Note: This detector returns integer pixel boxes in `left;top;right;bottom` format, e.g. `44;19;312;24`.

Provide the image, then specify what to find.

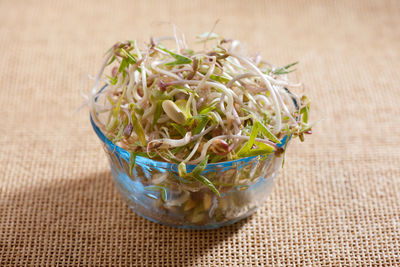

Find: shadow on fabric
1;171;250;265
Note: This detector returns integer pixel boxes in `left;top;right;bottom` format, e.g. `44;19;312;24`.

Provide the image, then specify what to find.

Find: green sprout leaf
158;46;192;66
144;185;168;202
272;61;298;75
171;123;186;137
178;162;188;177
105;75;118;85
130;108;146;146
192;114;210;135
120;48;137;64
113;121;127;142
192;155;209;176
151;89;170;101
118;58;129;74
107;56;116;66
199;105;216;115
152;100;163;130
255;121;281;144
129;152;136;176
237;123;260;157
209;74;230;84
193;173;220;196
300;95;311;124
177;156;220;196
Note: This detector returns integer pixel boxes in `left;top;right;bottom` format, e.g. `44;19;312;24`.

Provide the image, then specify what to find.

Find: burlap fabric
1;0;399;266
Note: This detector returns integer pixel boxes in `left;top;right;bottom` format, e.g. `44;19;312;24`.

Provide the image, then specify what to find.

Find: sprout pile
88;32;312;225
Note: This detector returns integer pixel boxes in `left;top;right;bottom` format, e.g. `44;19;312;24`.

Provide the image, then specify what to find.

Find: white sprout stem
228;52;282;134
131;83;142;102
254;94;271;107
132;41;149;101
90;52;113;128
151;60;182;80
244;90;259;108
167;88;189;97
170;66;193;73
226;73;256;88
148;132;192;149
210;111;225;130
196;56;216;92
231;106;241;125
142;103;156;120
238;114;253;121
183;137;202;162
166;150;185;162
273;85;297;124
188;136;222;164
225;56;247;71
219;94;225;112
172;24;181;52
192;124;217;140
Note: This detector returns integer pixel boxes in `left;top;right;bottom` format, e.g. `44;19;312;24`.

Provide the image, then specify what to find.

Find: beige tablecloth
1;0;399;266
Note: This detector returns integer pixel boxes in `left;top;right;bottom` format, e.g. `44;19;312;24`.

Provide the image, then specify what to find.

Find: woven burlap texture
1;0;399;266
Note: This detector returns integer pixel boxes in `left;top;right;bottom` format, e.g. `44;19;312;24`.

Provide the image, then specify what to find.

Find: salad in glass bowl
88;32;312;229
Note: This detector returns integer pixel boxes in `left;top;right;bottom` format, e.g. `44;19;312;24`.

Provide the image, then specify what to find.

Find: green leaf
300;106;308;124
192;114;209;135
120;48;137;64
152;100;163;130
254;141;275;152
255;121;281;144
171;146;184;154
171;99;191;120
133;105;144;116
209;74;230;84
107;56;116;66
237;123;260;157
113;122;126;142
210;154;225;163
199;105;216;115
112;86;127;117
300;96;310;124
130;110;146;146
177;156;220;196
240;148;273;157
106;116;119;131
144;185;168;202
158;46;192;66
171;123;186;136
134;151;157;158
107;86;126;131
105;75;118;85
118;58;129;74
192;155;209;176
178;162;187;177
151;89;170;101
193;174;220;196
300;118;320;133
129;152;136;175
272;61;298;75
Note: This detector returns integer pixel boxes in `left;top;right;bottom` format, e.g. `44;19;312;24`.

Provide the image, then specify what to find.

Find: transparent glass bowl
91;117;288;229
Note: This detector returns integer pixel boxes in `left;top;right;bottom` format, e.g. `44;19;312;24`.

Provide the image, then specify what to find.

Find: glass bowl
90;116;288;230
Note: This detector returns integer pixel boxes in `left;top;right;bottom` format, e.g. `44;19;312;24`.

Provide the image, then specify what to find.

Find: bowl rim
90;115;290;169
